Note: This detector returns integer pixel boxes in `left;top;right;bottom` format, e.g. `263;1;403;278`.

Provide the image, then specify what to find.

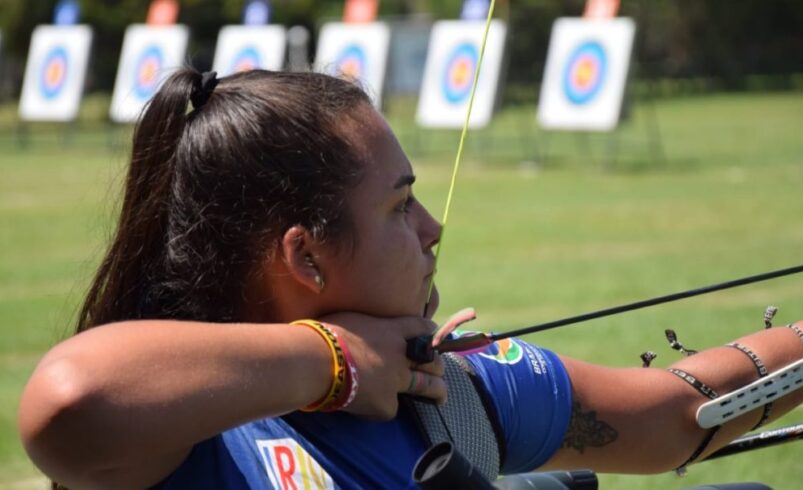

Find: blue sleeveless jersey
154;338;572;489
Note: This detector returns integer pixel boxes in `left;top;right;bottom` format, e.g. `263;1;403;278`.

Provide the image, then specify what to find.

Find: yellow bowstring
426;1;497;306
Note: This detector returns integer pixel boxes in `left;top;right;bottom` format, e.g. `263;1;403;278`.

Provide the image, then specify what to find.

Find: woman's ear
281;225;326;294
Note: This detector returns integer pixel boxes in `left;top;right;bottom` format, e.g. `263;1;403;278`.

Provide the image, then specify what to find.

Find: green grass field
1;91;802;488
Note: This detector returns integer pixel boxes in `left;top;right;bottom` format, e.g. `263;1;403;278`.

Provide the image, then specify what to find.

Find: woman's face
320;106;442;319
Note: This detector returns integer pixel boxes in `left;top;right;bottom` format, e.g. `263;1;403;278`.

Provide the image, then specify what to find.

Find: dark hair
76;68;372;332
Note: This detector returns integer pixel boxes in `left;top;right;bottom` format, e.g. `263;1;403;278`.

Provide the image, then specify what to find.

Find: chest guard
408;353;506;482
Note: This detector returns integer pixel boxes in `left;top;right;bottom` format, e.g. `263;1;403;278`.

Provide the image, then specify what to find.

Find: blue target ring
39;46;69;100
230;46;262;74
133;46;164;100
562;41;607;105
334;44;366;80
441;43;478;105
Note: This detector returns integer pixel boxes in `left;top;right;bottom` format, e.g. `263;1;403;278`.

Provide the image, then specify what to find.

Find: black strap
667;368;719;399
668;367;722;473
725;342;772;430
789;323;803;342
676;425;721;473
726;342;768;377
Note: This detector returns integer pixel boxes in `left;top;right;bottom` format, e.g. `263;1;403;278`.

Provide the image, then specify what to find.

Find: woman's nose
418;205;442;251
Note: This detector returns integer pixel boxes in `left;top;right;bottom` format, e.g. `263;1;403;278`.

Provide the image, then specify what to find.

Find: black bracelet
726;342;768;377
788;323;803;342
676;425;721;474
667;368;719;400
725;342;772;430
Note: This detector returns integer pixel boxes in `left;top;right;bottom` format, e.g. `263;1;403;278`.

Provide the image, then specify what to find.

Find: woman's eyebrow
393;174;416;189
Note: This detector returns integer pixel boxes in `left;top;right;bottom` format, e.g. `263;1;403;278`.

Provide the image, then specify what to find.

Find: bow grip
406;335;435;363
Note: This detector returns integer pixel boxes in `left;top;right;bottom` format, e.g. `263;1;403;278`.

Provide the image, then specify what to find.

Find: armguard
696;358;803;429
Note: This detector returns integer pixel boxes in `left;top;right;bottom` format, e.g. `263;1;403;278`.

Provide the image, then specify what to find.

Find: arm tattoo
562;400;618;453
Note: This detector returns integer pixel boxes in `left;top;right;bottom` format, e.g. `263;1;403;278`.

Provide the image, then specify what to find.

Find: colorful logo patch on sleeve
477;338;524;365
256;438;334;490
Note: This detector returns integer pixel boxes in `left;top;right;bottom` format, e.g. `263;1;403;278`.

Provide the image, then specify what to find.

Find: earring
314;274;325;290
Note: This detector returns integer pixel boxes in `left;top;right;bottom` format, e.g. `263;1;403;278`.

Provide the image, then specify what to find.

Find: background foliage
1;0;802;98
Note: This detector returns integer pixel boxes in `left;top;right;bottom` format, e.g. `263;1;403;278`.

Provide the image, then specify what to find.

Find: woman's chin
423;285;439;319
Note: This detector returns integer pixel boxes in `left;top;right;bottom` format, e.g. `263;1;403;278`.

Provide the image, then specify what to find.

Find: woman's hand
322;313;447;420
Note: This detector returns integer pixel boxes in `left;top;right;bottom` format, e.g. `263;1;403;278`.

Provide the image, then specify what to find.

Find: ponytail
76;68;202;332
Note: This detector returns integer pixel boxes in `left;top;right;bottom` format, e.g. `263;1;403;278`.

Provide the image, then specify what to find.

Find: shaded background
1;0;803;101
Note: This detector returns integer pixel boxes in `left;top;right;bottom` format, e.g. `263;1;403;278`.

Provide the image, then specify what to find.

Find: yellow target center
575;58;595;88
47;62;64;85
453;59;471;86
340;59;360;79
142;61;157;83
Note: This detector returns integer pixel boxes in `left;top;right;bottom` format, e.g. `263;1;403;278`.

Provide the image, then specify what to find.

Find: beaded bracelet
323;329;360;412
291;320;347;412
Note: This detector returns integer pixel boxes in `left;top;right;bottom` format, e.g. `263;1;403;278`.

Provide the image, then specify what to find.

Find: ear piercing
305;255;325;291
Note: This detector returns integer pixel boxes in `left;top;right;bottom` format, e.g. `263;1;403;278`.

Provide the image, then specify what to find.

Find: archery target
315;22;390;108
416;20;507;128
20;25;92;122
230;46;261;73
562;41;606;105
441;43;478;104
334;44;366;81
40;47;69;99
133;46;164;99
212;25;286;76
110;24;188;123
537;18;635;131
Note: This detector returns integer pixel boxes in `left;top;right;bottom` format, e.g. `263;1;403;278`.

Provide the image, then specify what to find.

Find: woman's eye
397;195;414;213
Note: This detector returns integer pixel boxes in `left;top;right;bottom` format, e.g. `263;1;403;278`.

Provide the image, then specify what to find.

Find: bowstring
424;1;497;309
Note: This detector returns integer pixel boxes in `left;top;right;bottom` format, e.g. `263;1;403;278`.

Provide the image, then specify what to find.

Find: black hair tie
190;71;219;110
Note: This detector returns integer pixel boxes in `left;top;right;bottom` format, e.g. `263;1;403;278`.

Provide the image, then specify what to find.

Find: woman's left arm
540;322;803;474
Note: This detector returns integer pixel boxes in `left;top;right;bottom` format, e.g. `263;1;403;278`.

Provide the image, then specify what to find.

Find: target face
230;46;262;73
315;22;390;108
110;24;189;123
20;25;92;122
441;43;478;105
562;41;607;105
416;20;507;128
133;46;164;100
39;46;69;99
334;45;366;80
537;18;635;131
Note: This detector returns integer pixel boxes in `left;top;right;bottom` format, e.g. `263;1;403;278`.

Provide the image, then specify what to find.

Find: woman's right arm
18;315;442;490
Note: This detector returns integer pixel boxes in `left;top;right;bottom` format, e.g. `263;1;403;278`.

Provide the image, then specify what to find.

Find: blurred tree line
0;0;801;97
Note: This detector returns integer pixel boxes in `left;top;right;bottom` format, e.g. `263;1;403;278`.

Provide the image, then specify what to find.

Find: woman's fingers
319;313;448;418
403;370;447;404
411;354;445;377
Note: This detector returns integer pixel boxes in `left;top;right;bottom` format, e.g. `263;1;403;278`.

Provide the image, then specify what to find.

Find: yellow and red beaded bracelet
291;319;352;412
